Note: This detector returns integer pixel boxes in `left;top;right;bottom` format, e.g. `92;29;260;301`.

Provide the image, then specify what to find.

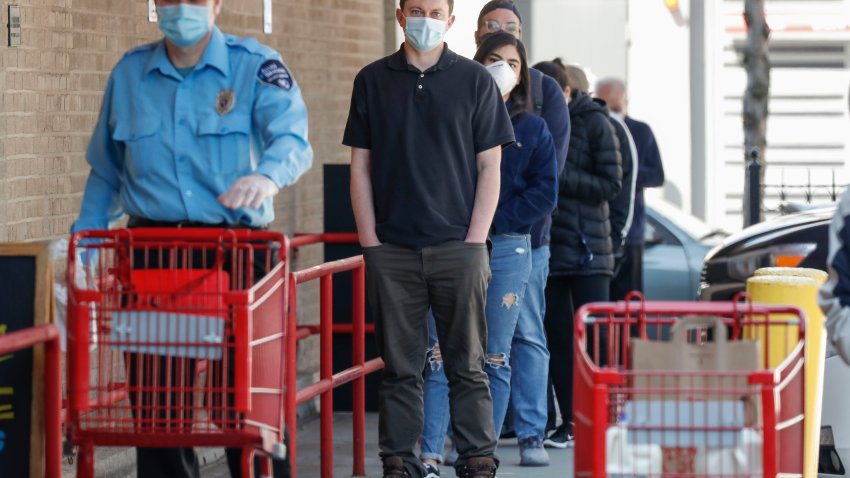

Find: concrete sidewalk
204;412;574;477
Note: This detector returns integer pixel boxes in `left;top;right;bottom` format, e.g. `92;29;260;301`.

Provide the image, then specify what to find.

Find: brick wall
0;0;392;371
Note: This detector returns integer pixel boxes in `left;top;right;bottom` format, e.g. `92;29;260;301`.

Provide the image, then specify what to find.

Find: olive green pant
363;240;497;478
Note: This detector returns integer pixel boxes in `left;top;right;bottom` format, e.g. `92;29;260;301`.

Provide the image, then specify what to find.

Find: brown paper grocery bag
630;315;761;401
629;316;762;474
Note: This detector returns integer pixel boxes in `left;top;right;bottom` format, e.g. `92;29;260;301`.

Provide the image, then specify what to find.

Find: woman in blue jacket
419;32;559;476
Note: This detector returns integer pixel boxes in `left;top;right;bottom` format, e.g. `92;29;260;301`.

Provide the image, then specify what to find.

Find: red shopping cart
573;297;805;477
67;228;289;478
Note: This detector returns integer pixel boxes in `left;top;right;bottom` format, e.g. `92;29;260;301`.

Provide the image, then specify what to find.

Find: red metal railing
0;324;62;478
285;233;383;478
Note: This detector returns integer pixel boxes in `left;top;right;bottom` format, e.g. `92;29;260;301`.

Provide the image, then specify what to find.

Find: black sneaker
543;423;574;449
457;457;497;478
382;456;411;478
424;463;441;478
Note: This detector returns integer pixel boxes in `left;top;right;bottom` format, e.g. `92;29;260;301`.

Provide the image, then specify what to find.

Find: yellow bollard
754;266;828;284
746;272;826;478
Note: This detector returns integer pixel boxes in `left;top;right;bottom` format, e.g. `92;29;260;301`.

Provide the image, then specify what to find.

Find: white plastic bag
606;424;663;477
695;428;763;476
48;239;69;352
50;238;99;352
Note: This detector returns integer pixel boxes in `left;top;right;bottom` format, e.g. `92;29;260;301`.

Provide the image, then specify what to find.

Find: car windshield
647;197;717;240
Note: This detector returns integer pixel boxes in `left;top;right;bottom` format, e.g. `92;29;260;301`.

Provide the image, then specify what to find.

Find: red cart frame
67;228;289;478
573;298;806;477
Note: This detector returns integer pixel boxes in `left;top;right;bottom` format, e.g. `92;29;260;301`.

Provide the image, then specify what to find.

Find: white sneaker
424;463;441;478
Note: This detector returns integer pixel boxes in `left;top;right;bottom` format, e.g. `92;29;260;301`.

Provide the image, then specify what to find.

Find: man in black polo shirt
342;1;514;477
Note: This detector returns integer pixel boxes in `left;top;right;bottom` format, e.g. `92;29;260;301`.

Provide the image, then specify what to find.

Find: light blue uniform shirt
73;27;313;232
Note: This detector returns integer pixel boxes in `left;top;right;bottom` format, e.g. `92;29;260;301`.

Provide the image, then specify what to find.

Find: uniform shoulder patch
257;59;293;91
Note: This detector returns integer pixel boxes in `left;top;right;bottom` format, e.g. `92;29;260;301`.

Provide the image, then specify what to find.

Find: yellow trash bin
747;272;826;478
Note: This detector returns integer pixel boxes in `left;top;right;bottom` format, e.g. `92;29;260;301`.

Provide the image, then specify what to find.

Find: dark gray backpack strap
531;68;544;116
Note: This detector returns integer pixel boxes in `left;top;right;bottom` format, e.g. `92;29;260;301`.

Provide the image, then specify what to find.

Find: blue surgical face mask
404;17;447;53
157;4;211;48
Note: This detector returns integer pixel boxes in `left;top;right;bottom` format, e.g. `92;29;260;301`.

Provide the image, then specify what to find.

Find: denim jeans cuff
419;452;444;464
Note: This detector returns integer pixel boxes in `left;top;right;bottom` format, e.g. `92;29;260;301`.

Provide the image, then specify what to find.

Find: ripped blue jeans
420;233;532;462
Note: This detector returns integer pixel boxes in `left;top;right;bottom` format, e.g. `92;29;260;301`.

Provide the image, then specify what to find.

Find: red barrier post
286;278;299;478
286;235;382;478
0;324;62;478
45;333;61;478
320;274;334;478
352;264;366;476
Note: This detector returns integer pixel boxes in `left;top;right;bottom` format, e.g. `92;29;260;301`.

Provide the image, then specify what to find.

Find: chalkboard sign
0;243;51;478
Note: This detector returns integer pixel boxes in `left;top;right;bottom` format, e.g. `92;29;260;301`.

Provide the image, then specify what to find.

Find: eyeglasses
484;19;520;34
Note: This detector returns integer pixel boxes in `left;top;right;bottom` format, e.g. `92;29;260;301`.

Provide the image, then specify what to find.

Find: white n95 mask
486;61;518;97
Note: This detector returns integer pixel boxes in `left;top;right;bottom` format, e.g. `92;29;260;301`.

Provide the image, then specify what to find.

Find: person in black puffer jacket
541;61;622;449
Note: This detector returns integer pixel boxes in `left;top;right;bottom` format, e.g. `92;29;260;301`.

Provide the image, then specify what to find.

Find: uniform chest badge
216;89;236;115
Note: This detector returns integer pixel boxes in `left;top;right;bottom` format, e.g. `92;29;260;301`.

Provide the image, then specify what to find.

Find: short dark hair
533;61;568;91
399;0;454;14
560;61;589;94
473;32;531;118
477;0;522;27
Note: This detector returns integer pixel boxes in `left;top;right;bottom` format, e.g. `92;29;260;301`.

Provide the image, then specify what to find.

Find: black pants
543;274;609;426
609;243;644;301
363;241;496;478
127;231;289;478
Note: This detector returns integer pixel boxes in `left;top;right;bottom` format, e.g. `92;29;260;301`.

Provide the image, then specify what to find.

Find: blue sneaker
518;435;550;466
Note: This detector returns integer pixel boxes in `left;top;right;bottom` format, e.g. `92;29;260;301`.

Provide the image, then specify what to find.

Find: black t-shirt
342;45;515;250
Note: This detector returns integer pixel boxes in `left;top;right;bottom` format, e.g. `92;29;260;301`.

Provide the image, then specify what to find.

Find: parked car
698;205;833;301
693;203;841;475
643;198;726;300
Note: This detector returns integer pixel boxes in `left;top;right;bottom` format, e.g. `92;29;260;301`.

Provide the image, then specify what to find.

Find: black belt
127;216;268;231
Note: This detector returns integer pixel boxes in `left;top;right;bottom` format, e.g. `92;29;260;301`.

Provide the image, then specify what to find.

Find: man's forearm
466;147;501;243
350;148;380;247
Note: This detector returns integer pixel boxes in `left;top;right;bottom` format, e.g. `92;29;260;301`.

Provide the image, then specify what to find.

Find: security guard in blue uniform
73;0;312;233
71;1;311;477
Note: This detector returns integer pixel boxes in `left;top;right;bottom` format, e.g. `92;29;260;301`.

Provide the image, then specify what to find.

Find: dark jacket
550;91;622;276
528;68;571;248
607;113;637;272
492;112;558;235
624;116;665;244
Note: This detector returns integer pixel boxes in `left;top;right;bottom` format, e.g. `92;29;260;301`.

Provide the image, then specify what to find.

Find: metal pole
745;148;763;227
690;0;708;220
352;264;366;476
285;278;299;478
45;336;62;478
320;275;334;478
